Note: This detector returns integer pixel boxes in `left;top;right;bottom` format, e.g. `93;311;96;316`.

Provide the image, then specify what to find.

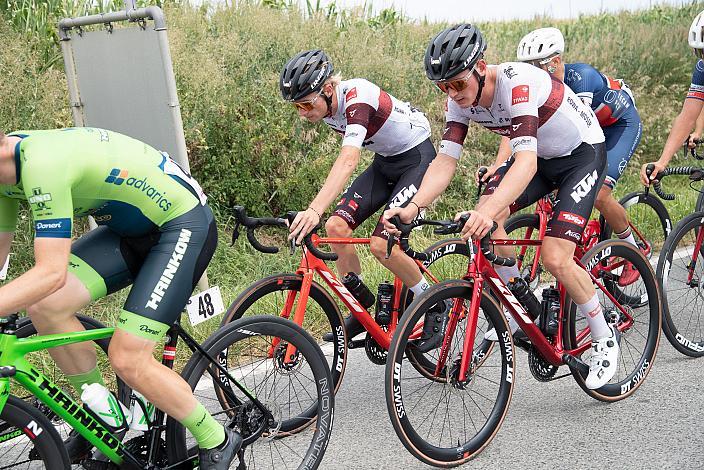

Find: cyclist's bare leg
594;185;629;234
541;236;595;303
325;216;362;276
108;329;198;420
369;236;422;286
26;273;95;375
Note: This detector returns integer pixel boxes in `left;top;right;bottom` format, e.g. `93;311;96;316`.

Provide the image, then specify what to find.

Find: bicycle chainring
528;345;559;382
365;330;388;365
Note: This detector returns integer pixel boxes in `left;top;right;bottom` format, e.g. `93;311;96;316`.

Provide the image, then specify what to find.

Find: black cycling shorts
69;204;217;328
332;138;436;239
484;142;607;243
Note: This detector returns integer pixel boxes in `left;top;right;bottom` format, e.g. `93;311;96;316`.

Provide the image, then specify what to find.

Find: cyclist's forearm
695;108;704;137
411;153;457;208
479;151;536;220
659;100;704;165
0;232;13;274
494;137;511;167
309;146;360;213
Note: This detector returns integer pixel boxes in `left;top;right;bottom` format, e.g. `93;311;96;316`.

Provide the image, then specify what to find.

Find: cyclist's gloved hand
457;210;493;241
382;205;416;236
640;161;665;186
288;207;320;245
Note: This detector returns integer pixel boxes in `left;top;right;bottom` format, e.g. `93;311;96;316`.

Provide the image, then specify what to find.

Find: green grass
0;1;704;376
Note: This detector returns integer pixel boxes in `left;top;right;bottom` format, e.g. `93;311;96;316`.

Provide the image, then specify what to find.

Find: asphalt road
321;336;704;470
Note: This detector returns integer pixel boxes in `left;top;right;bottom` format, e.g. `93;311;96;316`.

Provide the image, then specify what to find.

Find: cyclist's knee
325;216;352;238
369;236;388;260
26;296;73;320
108;340;153;385
541;249;572;278
594;186;614;211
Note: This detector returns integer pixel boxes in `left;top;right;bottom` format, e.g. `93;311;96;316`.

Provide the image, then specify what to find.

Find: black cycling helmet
280;49;334;102
424;24;487;81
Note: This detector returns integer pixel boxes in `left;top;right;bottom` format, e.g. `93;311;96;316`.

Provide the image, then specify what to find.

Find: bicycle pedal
348;338;366;349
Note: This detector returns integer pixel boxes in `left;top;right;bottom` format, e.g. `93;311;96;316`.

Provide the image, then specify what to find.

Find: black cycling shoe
198;427;243;470
413;299;451;353
322;314;364;342
63;429;93;463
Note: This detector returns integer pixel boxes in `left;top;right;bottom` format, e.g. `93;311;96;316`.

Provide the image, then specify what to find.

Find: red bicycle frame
435;236;636;383
275;234;443;359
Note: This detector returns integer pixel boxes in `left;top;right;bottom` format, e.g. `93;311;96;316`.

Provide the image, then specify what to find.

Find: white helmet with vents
689;10;704;54
517;27;564;62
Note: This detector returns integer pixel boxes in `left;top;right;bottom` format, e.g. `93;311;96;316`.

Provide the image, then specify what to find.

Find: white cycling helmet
689;10;704;56
516;27;564;63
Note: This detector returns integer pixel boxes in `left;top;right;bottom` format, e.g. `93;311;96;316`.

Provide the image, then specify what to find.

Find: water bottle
540;287;561;335
128;390;155;431
80;383;129;431
375;281;394;326
506;277;540;319
341;272;375;310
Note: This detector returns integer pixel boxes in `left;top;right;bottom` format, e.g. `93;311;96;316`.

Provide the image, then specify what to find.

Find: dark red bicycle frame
518;196;651;283
436;236;636;383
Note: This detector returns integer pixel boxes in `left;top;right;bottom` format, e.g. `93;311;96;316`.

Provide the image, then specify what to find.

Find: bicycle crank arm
562;353;589;377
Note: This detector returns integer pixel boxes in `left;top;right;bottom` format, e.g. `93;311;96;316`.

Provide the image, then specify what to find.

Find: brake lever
230;221;241;247
644;163;655;197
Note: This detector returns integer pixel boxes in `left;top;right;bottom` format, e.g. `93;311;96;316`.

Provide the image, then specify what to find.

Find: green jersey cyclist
0;127;239;469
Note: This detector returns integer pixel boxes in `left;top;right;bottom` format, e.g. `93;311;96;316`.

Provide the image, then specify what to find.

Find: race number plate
186;286;225;326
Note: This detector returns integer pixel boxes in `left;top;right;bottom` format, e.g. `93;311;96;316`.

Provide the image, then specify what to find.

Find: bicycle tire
385;281;515;467
657;212;704;357
0;395;70;469
221;274;345;405
601;191;672;246
165;315;334;470
564;240;661;401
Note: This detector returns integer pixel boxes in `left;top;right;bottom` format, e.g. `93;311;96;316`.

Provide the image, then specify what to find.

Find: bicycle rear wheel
0;395;70;469
385;281;514;467
166;315;334;469
602;191;672;251
564;240;661;401
657;212;704;357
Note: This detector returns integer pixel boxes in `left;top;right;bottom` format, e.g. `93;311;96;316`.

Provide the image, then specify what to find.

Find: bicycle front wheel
565;240;661;401
657;212;704;357
0;395;70;469
385;281;515;467
166;315;334;470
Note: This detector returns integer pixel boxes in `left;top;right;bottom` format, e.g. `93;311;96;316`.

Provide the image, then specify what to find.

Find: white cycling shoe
484;310;520;342
585;324;620;390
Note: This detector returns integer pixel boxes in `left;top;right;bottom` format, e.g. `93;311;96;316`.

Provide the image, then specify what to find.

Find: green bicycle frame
0;328;125;465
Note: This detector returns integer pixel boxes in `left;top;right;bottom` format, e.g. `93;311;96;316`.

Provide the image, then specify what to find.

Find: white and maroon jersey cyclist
324;78;431;157
440;62;603;160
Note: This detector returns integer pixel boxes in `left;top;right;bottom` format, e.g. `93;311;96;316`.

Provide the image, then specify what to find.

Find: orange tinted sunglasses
293;89;324;111
435;73;473;93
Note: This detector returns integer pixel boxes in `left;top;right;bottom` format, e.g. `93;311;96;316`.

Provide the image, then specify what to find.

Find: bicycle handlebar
646;166;704;201
231;206;339;261
385;215;515;267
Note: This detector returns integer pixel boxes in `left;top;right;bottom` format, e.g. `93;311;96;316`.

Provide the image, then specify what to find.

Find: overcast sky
276;0;694;22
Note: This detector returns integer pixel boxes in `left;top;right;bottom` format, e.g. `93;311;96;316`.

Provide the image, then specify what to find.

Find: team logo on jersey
570;170;599;203
348;109;357;118
511;123;523;132
346;87;358;101
557;211;587;227
105;168;129;185
504;66;517;79
511;85;530;105
348;200;359;211
28;188;52;210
